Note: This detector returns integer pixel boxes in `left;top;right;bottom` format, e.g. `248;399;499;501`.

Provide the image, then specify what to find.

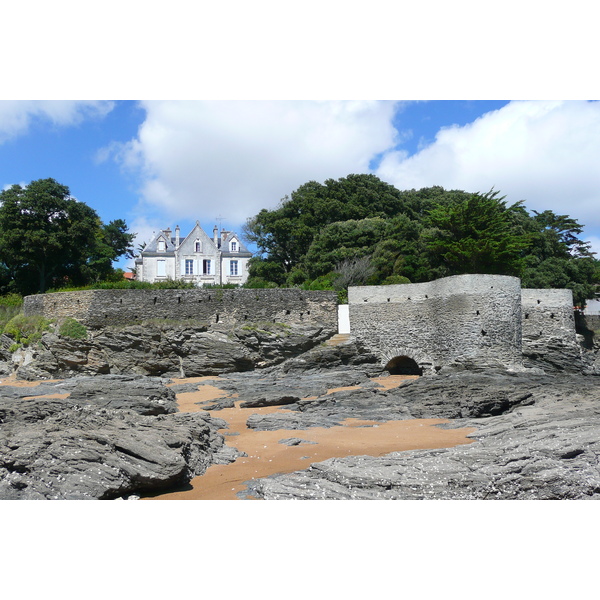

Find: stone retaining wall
349;274;524;373
23;289;338;330
521;288;576;345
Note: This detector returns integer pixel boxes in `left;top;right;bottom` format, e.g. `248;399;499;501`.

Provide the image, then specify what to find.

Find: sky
1;99;600;271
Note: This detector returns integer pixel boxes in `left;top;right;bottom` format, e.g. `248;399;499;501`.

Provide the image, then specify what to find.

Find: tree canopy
0;178;135;295
243;174;599;306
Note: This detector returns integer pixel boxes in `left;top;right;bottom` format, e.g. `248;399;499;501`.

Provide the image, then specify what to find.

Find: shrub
58;317;88;339
0;294;23;331
3;314;52;346
243;278;279;289
382;275;411;285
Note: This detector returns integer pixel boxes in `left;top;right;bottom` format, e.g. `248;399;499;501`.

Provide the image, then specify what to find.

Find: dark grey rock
0;406;234;499
275;339;380;375
0;374;240;499
13;323;338;379
279;438;318;446
239;395;300;408
243;372;600;500
197;398;236;411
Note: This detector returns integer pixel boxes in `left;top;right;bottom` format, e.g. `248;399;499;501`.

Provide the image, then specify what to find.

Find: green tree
243;175;600;305
302;217;389;280
0;178;135;294
519;210;598;305
423;190;529;276
243;174;425;284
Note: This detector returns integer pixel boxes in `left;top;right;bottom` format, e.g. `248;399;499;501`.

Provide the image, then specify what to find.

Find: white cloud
0;100;114;143
111;100;400;227
376;101;600;234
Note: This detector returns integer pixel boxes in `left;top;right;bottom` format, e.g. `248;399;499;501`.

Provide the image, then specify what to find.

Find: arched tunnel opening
384;355;423;376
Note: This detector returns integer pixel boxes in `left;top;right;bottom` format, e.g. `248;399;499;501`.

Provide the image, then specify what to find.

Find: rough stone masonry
349;274;580;374
23;288;339;329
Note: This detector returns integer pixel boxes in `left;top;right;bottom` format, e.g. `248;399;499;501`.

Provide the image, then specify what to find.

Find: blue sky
2;100;599;272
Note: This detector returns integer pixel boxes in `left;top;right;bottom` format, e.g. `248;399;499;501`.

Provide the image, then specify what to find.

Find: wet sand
148;375;477;500
0;376;61;388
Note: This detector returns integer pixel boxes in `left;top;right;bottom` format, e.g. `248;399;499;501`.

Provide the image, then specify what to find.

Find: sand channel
147;375;476;500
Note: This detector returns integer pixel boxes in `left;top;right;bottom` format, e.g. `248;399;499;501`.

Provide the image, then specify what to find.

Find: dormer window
157;239;166;252
195;240;201;253
230;240;238;252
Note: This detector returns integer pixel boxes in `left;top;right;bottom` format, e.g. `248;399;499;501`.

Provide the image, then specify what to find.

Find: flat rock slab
243;372;600;500
239;396;300;408
278;438;318;446
0;374;239;499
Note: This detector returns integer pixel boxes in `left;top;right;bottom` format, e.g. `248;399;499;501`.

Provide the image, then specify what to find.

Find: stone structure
521;288;582;372
135;222;252;286
23;288;338;330
521;289;576;343
349;274;545;374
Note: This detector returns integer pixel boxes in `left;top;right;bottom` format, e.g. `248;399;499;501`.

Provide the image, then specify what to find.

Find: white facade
584;298;600;315
136;222;252;286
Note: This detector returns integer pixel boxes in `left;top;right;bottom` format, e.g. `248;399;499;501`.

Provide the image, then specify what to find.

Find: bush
0;293;24;308
382;275;411;285
3;314;51;346
47;278;197;292
58;317;88;339
243;278;279;289
0;294;23;331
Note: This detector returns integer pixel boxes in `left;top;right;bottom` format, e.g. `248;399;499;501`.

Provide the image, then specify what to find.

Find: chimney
221;230;228;245
163;227;172;241
175;225;180;248
213;225;218;246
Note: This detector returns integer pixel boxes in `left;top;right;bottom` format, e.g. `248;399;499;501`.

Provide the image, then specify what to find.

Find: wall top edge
348;274;522;303
23;288;338;303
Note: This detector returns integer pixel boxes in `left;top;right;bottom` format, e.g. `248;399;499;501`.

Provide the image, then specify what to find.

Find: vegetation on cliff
243;174;599;305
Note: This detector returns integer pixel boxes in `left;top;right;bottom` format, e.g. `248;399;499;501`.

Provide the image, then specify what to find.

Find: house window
157;239;166;252
230;260;238;276
157;260;166;277
195;241;201;252
203;259;211;275
230;240;238;252
185;259;194;275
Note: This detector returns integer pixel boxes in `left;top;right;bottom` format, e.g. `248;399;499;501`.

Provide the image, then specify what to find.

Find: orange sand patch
371;374;420;390
146;375;476;500
176;385;237;413
167;376;222;386
0;376;62;387
325;385;361;394
22;393;70;400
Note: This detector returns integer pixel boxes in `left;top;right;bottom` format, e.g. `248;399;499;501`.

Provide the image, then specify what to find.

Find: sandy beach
147;375;476;500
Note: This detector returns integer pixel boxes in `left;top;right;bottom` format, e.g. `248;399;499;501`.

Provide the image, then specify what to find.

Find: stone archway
384;355;423;376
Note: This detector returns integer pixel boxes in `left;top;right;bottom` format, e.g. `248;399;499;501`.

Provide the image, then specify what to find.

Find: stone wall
521;288;581;372
348;274;523;374
23;289;338;330
521;289;576;344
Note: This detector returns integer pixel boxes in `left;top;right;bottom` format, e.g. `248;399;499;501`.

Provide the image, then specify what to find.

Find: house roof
219;231;252;256
141;225;251;257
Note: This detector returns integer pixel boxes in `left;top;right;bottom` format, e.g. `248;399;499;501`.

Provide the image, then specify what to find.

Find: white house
135;222;252;286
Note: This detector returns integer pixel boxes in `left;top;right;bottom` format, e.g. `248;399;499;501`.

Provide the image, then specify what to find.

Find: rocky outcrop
521;332;585;373
273;337;381;375
10;322;336;380
0;375;239;499
239;371;600;500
